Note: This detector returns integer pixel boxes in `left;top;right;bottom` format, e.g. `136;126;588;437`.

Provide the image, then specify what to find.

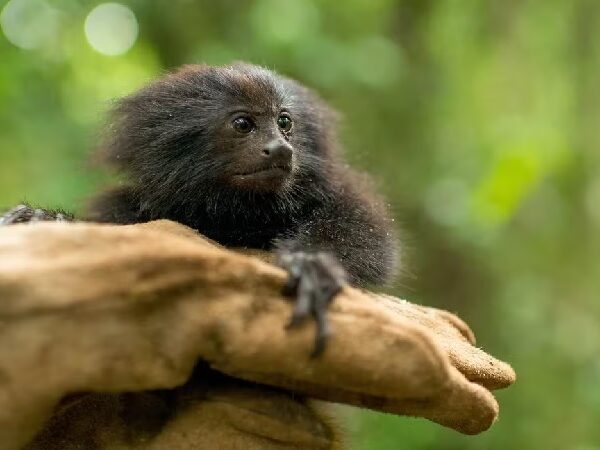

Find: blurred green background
1;1;599;448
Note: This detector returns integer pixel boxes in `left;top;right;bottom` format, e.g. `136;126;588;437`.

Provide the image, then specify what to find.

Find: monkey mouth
231;164;292;190
233;164;292;178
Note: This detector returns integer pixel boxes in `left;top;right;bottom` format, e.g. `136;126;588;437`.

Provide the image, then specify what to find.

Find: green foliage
1;1;599;448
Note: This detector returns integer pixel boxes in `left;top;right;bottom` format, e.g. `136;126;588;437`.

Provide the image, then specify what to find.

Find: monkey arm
276;195;398;286
0;204;73;225
273;192;398;355
1;187;148;227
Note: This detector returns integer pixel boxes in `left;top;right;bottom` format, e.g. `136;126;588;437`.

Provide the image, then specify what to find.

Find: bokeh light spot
84;3;138;56
0;0;60;50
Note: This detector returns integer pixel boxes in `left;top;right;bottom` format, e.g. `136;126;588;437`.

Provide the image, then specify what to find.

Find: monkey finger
310;295;332;358
0;205;29;225
282;269;301;296
30;208;46;223
286;272;314;329
279;251;302;295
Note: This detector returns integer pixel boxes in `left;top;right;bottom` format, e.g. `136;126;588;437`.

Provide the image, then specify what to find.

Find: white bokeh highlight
84;3;138;56
0;0;60;50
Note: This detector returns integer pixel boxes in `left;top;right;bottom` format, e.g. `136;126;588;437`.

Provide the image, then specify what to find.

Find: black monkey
1;63;399;354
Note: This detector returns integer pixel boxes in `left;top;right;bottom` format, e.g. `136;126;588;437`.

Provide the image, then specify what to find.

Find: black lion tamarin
1;63;399;354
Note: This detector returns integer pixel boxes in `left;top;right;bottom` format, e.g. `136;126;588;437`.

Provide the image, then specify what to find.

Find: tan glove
0;221;515;449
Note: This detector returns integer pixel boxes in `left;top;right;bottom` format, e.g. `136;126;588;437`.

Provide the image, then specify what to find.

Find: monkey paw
277;250;348;357
0;204;74;226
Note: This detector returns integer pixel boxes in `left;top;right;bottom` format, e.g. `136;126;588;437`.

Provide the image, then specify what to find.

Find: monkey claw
0;220;515;449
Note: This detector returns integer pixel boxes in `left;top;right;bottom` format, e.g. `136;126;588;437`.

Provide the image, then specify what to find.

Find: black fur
87;63;399;286
1;63;399;354
0;204;73;225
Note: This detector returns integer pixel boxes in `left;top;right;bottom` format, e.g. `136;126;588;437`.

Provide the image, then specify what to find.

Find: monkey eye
232;117;254;134
277;114;293;132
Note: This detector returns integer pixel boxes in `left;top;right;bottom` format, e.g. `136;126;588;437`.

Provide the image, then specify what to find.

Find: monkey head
101;63;339;210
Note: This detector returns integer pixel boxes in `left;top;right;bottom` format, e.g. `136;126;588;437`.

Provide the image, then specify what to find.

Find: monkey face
201;65;333;194
104;63;337;200
212;107;296;192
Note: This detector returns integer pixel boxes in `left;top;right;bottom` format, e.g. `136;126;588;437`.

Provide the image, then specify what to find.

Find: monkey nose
262;140;293;167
